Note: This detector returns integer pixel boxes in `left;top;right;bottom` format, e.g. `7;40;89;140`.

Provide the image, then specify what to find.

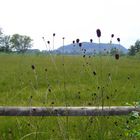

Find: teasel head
31;64;35;70
47;41;50;44
76;38;80;43
96;29;101;38
90;39;93;43
72;40;75;44
62;37;65;46
117;38;120;44
53;33;55;37
79;43;82;47
115;53;119;60
111;34;114;38
96;29;101;43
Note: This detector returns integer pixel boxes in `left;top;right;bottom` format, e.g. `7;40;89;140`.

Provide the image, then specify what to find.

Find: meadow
0;54;140;140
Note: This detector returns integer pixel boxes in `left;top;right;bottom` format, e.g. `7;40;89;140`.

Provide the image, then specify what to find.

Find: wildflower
90;39;93;43
48;88;51;92
51;102;54;104
79;43;82;47
93;71;96;75
115;53;119;60
111;34;114;38
114;121;118;126
106;96;109;99
117;38;120;42
96;29;101;38
76;38;80;43
31;65;35;70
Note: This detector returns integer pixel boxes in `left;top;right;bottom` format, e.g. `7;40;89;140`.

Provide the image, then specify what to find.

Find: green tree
10;34;32;53
0;35;11;52
128;45;136;56
134;40;140;53
0;28;4;51
128;40;140;55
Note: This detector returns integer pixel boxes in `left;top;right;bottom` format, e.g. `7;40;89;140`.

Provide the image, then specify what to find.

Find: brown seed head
90;39;93;43
117;38;120;42
79;43;82;47
96;29;101;38
76;38;80;43
31;65;35;70
115;53;119;60
111;34;114;38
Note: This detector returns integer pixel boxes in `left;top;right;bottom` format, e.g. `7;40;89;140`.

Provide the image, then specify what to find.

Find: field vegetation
0;54;140;139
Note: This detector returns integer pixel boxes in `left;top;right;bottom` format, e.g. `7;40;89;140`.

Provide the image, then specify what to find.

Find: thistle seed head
115;53;119;60
111;34;114;38
76;38;80;43
96;29;101;38
31;65;35;70
117;38;120;42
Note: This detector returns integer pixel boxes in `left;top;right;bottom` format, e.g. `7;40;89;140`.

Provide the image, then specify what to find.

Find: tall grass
0;54;140;139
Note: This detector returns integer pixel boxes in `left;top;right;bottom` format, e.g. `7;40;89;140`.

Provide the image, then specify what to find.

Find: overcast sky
0;0;140;50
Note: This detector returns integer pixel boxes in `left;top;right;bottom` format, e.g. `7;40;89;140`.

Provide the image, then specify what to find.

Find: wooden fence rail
0;106;139;116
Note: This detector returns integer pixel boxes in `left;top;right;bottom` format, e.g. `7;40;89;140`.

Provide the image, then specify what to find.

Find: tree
0;28;11;52
128;45;136;56
10;34;32;53
134;40;140;53
0;35;11;52
0;28;4;51
128;40;140;55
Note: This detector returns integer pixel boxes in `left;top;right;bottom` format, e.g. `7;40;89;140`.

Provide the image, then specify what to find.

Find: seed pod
76;38;80;43
111;34;114;38
96;29;101;38
93;71;96;75
47;41;50;44
72;40;75;44
90;39;93;43
31;65;35;70
79;43;82;47
115;53;119;60
117;38;120;42
53;33;55;36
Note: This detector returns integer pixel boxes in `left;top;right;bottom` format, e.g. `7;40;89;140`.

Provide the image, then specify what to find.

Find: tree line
0;28;32;53
128;40;140;56
1;27;140;55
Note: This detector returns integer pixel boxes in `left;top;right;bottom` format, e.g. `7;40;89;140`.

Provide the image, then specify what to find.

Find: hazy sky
0;0;140;50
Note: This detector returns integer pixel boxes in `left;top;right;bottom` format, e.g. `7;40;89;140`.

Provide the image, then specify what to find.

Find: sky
0;0;140;50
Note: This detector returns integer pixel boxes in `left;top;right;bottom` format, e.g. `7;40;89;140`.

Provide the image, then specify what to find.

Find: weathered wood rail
0;106;139;116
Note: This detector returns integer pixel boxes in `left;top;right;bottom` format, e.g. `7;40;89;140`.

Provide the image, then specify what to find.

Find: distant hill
53;42;128;54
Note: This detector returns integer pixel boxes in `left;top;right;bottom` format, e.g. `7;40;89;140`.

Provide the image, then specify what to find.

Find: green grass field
0;54;140;139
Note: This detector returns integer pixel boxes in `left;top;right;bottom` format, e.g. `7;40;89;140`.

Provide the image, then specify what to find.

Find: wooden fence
0;106;139;116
